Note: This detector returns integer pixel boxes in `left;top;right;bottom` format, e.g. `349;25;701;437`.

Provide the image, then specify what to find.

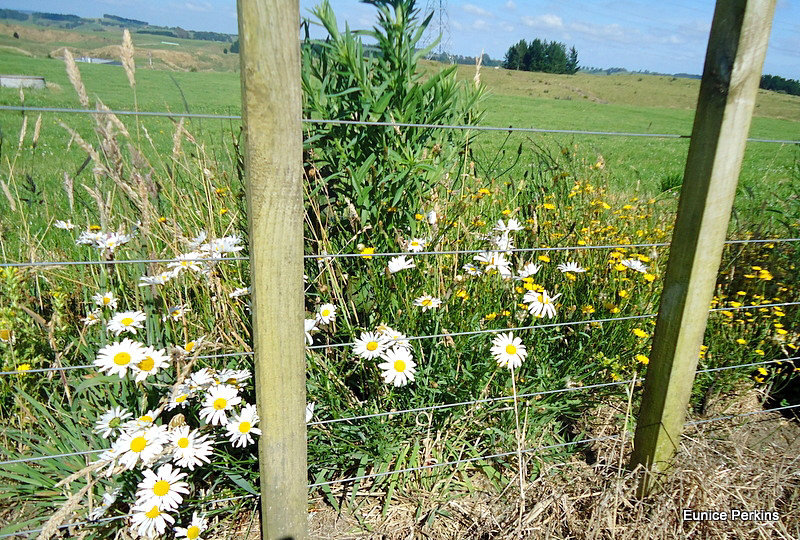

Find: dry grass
296;391;800;539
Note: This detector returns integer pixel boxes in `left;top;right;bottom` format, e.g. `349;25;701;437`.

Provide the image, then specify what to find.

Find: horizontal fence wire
0;494;257;539
3;237;799;268
2;302;795;377
0;352;253;377
1;105;799;144
4;356;794;467
6;400;798;538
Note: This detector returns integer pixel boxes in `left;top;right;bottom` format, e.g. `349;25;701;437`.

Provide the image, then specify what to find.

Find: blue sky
7;1;799;78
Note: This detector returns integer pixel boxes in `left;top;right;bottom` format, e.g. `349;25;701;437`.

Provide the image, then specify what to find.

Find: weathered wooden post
237;0;307;537
630;0;775;495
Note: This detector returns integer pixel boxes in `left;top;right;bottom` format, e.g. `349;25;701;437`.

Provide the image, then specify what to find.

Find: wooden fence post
630;0;775;495
237;0;307;537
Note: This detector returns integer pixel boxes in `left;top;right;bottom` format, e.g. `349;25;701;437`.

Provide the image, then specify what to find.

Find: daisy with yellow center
92;291;118;310
113;425;167;470
490;332;527;369
136;463;190;512
175;513;209;540
93;405;133;439
523;289;561;319
107;310;146;336
377;347;417;387
199;384;241;426
226;404;262;447
316;303;337;325
170;425;214;471
413;295;442;311
130;346;170;383
131;501;175;538
406;238;427;253
94;338;147;378
353;331;389;360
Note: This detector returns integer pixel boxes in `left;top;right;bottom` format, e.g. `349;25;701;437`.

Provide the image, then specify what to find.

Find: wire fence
3;400;798;539
1;23;799;539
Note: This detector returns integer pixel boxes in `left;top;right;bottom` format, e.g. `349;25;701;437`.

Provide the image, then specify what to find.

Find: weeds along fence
0;0;799;538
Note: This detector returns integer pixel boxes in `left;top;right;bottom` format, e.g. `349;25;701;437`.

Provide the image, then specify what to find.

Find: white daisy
130;346;170;383
490;232;514;252
229;287;250;298
92;291;118;310
378;325;411;350
54;219;75;230
524;289;561;319
136;463;190;512
462;263;482;276
94;338;147;378
413;295;442;311
83;309;102;327
170;426;214;471
200;235;244;255
226;404;262;448
473;251;512;277
163;304;190;321
516;262;542;279
114;425;167;470
122;410;160;432
490;332;527;369
316;303;337;325
138;272;174;287
88;487;120;521
181;336;206;355
97;232;132;253
305;402;315;423
493;218;523;233
620;258;648;273
305;318;318;345
167;252;206;275
426;210;437;225
353;331;390;360
107;310;146;336
378;347;417;387
388;255;416;274
131;503;175;539
188;367;214;391
167;384;194;411
93;406;133;439
215;368;251;387
557;262;586;273
175;513;208;540
199;384;241;425
76;230;104;246
187;231;207;250
406;238;427;252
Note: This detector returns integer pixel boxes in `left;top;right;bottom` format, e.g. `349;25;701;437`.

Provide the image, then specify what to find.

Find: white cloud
569;21;627;42
472;18;488;30
505;1;516;9
462;3;493;18
521;14;564;30
501;23;514;33
183;1;213;12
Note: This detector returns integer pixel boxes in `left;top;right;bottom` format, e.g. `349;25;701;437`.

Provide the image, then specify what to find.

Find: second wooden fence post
630;0;775;495
237;0;307;537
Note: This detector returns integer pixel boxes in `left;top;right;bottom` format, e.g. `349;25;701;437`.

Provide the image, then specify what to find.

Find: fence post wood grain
630;0;775;496
237;0;307;537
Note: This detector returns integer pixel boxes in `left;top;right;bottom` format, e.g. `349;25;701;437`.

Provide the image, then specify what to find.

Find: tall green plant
301;0;485;243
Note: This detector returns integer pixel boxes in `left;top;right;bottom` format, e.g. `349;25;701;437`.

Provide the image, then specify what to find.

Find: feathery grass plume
474;49;484;88
18;87;24;105
0;179;16;212
82;183;110;230
59;123;110;178
38;481;93;540
172;117;185;158
96;99;130;138
62;172;74;213
63;49;89;108
121;29;136;88
32;114;42;149
17;114;27;151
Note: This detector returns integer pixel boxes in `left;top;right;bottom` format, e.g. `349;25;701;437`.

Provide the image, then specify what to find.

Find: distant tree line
103;14;148;26
760;74;800;96
427;52;502;67
32;12;82;23
503;38;578;74
0;9;28;21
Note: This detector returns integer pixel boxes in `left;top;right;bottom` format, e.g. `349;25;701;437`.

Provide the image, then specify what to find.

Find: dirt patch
0;23;92;46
